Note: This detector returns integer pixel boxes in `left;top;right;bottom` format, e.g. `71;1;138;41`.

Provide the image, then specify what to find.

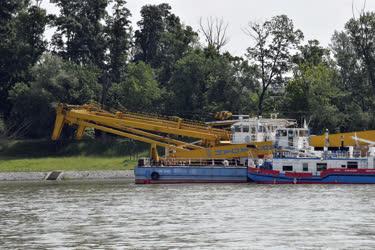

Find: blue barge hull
134;166;247;184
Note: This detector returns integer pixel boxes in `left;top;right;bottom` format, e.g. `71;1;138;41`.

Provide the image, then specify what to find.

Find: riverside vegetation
0;139;147;172
1;1;375;171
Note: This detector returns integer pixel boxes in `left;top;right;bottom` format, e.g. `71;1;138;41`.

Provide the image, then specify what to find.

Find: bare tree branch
199;17;229;51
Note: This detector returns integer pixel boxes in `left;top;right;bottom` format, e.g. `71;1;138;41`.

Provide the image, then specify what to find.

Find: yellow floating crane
51;103;272;161
310;130;375;148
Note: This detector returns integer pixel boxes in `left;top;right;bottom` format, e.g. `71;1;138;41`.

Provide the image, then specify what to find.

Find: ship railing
327;150;364;158
327;151;350;158
156;158;244;167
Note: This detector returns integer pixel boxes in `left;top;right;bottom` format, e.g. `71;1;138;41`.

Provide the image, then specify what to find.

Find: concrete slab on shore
0;170;134;182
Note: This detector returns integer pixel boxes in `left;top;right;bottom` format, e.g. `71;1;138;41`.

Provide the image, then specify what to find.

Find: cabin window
251;127;256;134
299;130;308;137
259;126;266;132
341;165;346;168
283;165;293;171
234;126;241;132
347;161;358;169
279;130;287;137
288;130;294;137
243;126;249;133
303;163;309;171
316;163;327;171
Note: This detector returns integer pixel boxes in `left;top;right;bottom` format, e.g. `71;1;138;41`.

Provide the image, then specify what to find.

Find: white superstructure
230;115;297;144
270;156;373;175
274;127;310;150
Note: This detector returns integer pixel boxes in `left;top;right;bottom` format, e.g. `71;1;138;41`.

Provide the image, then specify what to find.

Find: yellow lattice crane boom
51;103;272;161
310;130;375;148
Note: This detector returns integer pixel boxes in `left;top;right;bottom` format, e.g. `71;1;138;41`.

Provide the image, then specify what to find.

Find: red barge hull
248;167;375;184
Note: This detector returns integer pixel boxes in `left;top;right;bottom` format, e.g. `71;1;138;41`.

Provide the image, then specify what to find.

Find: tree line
1;0;375;138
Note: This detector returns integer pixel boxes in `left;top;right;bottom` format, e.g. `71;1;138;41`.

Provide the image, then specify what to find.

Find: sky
41;0;375;56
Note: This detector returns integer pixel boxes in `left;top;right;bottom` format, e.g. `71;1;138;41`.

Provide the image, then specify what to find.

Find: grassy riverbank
0;139;147;172
0;157;138;172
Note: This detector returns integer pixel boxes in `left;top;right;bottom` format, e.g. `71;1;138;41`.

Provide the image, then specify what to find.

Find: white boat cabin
255;147;375;175
269;157;373;176
231;116;296;144
274;127;310;150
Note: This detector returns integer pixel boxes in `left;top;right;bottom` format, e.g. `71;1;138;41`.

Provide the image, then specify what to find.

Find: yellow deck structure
51;103;272;161
310;130;375;147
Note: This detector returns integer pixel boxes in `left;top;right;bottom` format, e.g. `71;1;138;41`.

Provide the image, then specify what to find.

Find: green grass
0;156;138;172
0;138;148;158
0;138;149;172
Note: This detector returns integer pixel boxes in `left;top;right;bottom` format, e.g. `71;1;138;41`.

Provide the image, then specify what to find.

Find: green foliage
156;15;198;84
345;12;375;93
168;50;258;118
246;15;304;115
0;138;147;158
134;3;198;85
293;40;330;66
15;5;49;63
284;63;343;133
50;0;135;109
0;1;48;116
8;55;101;138
107;62;161;112
101;0;132;107
3;1;375;142
0;117;4;137
167;50;208;117
134;3;172;65
105;0;132;84
51;0;108;67
330;14;375;131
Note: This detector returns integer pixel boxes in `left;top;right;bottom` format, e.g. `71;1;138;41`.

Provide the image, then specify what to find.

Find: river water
1;181;375;249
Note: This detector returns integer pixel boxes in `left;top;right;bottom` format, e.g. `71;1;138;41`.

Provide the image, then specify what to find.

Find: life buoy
151;172;160;180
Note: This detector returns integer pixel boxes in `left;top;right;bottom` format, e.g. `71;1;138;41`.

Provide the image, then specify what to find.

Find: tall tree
331;31;370;112
0;1;48;117
107;62;161;112
8;54;101;138
51;0;108;67
283;63;343;133
168;49;258;119
134;3;171;65
157;13;197;84
293;40;329;66
345;12;375;93
134;3;197;84
245;15;303;116
51;0;135;108
105;0;132;84
168;50;208;117
330;30;375;131
331;11;375;131
103;0;132;106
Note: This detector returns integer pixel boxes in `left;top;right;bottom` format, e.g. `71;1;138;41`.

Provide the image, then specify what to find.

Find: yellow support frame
310;130;375;147
51;103;273;161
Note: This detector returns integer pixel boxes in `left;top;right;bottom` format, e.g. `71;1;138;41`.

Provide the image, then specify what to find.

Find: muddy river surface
1;181;375;249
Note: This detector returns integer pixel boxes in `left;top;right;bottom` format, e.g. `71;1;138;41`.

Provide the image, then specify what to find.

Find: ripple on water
1;182;375;249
